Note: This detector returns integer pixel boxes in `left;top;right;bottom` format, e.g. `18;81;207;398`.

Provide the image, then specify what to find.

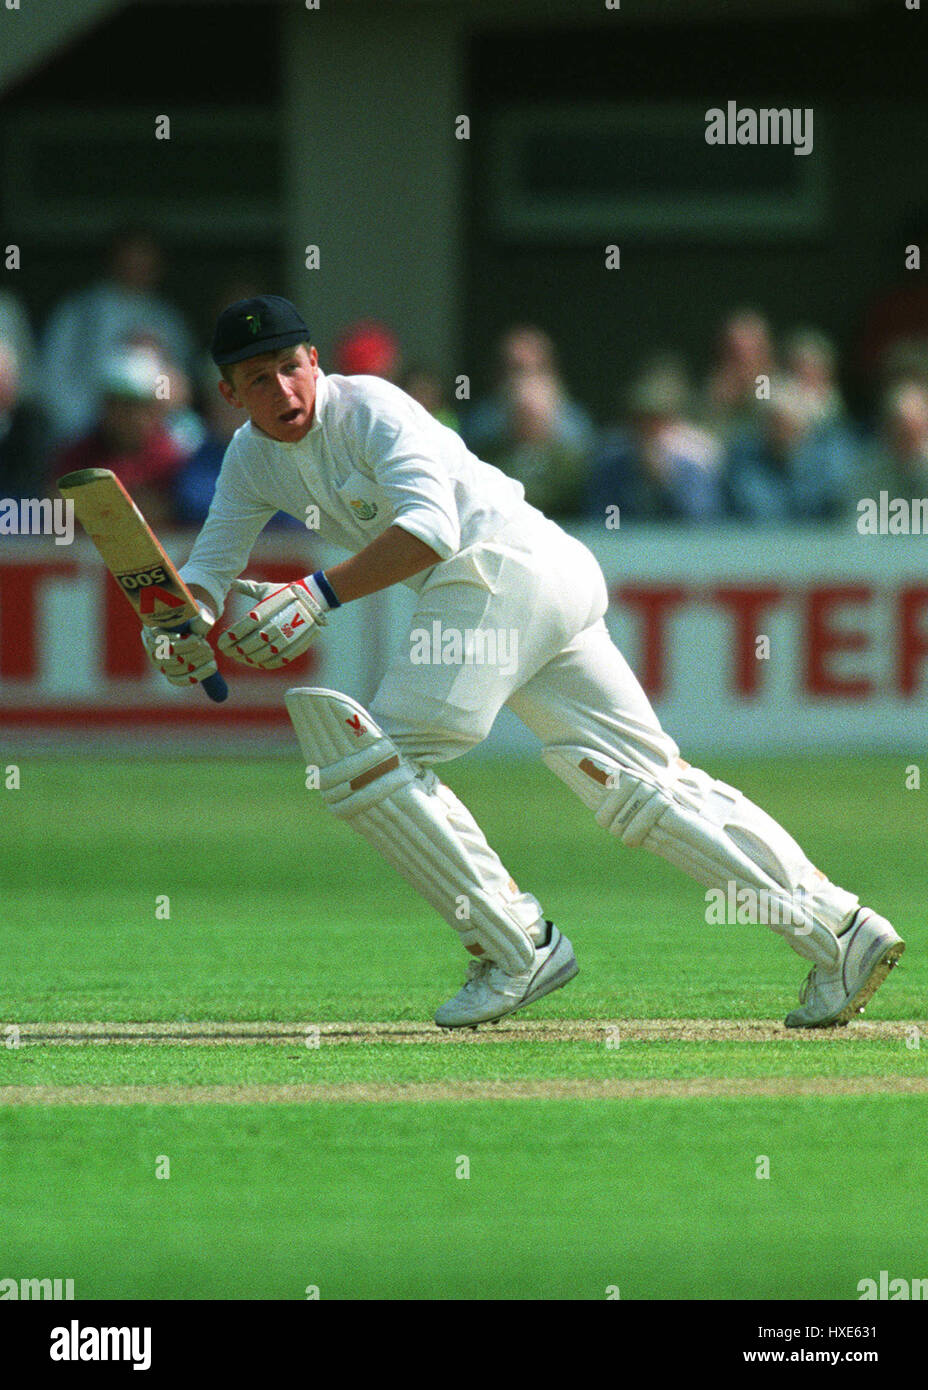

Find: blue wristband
312;569;341;609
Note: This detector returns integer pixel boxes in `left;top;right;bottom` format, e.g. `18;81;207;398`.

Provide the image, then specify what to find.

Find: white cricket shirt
180;370;532;613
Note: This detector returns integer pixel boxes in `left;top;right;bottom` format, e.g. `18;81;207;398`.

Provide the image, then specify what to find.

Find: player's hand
141;603;219;689
217;577;327;669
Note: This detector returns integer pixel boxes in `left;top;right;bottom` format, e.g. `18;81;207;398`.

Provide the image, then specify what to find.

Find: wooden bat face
57;467;228;702
57;467;199;629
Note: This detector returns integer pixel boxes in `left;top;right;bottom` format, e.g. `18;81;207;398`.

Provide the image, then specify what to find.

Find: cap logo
244;313;261;336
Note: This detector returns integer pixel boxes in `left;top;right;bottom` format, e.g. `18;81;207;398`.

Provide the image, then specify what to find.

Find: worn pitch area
3;1018;925;1105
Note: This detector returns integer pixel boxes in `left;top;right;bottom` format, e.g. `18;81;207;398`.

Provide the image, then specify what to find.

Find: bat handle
174;621;229;703
202;671;229;703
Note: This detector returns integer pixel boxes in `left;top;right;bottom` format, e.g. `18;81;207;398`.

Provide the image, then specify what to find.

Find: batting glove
141;603;219;689
217;575;330;669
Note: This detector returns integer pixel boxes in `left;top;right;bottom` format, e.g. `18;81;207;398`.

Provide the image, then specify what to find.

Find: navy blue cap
211;295;310;366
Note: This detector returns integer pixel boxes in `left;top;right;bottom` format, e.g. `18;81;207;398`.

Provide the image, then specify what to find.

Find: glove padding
141;605;219;689
218;577;327;669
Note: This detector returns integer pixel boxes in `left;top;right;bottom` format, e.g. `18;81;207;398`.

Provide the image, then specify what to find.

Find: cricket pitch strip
2;1018;927;1107
9;1018;926;1046
2;1076;928;1106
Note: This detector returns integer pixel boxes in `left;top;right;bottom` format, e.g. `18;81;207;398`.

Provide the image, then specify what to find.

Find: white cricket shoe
435;923;578;1029
785;909;905;1029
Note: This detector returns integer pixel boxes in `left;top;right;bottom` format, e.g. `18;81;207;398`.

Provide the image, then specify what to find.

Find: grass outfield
2;753;924;1020
0;754;925;1299
2;1098;927;1300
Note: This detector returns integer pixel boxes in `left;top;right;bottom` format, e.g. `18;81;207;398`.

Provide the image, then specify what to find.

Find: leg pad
287;687;539;972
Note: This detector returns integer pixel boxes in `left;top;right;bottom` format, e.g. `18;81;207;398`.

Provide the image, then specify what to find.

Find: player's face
220;344;319;442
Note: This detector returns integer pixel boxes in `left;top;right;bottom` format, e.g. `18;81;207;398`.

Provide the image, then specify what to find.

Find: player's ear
218;377;243;409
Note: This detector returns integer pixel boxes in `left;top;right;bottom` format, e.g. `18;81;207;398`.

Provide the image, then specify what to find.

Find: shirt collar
307;367;328;433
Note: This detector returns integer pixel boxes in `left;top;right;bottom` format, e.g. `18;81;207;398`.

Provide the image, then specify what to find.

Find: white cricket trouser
370;512;678;777
365;511;857;965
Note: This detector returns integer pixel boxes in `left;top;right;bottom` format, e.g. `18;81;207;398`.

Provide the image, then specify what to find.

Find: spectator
462;325;595;518
399;363;460;432
783;328;847;427
41;226;196;447
724;378;859;523
157;354;207;458
332;320;400;380
588;360;723;523
0;342;45;499
52;348;188;527
704;308;776;444
463;325;593;454
0;289;40;404
172;365;245;524
876;337;928;397
861;382;928;497
854;209;928;403
107;330;205;457
490;371;593;518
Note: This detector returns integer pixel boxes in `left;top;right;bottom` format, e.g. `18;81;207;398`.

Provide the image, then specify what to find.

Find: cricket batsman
143;294;905;1029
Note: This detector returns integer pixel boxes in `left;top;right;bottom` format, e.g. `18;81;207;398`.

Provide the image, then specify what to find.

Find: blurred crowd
467;314;928;525
3;227;928;528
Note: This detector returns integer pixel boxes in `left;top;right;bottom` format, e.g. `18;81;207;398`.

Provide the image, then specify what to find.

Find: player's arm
218;525;442;670
323;524;442;603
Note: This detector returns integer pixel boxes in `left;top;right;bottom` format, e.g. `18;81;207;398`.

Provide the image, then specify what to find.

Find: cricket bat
57;467;229;703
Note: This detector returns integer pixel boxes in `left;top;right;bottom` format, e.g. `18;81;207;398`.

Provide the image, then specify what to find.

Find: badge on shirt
349;499;379;521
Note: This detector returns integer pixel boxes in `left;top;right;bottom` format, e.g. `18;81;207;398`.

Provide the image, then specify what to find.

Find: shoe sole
785;938;905;1029
436;946;579;1030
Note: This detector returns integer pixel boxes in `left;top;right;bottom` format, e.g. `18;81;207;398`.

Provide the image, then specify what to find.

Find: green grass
1;1098;925;1300
1;755;924;1021
1;1037;926;1087
0;755;924;1298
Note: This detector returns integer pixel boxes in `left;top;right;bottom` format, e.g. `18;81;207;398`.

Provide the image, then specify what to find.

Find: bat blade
58;467;228;703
